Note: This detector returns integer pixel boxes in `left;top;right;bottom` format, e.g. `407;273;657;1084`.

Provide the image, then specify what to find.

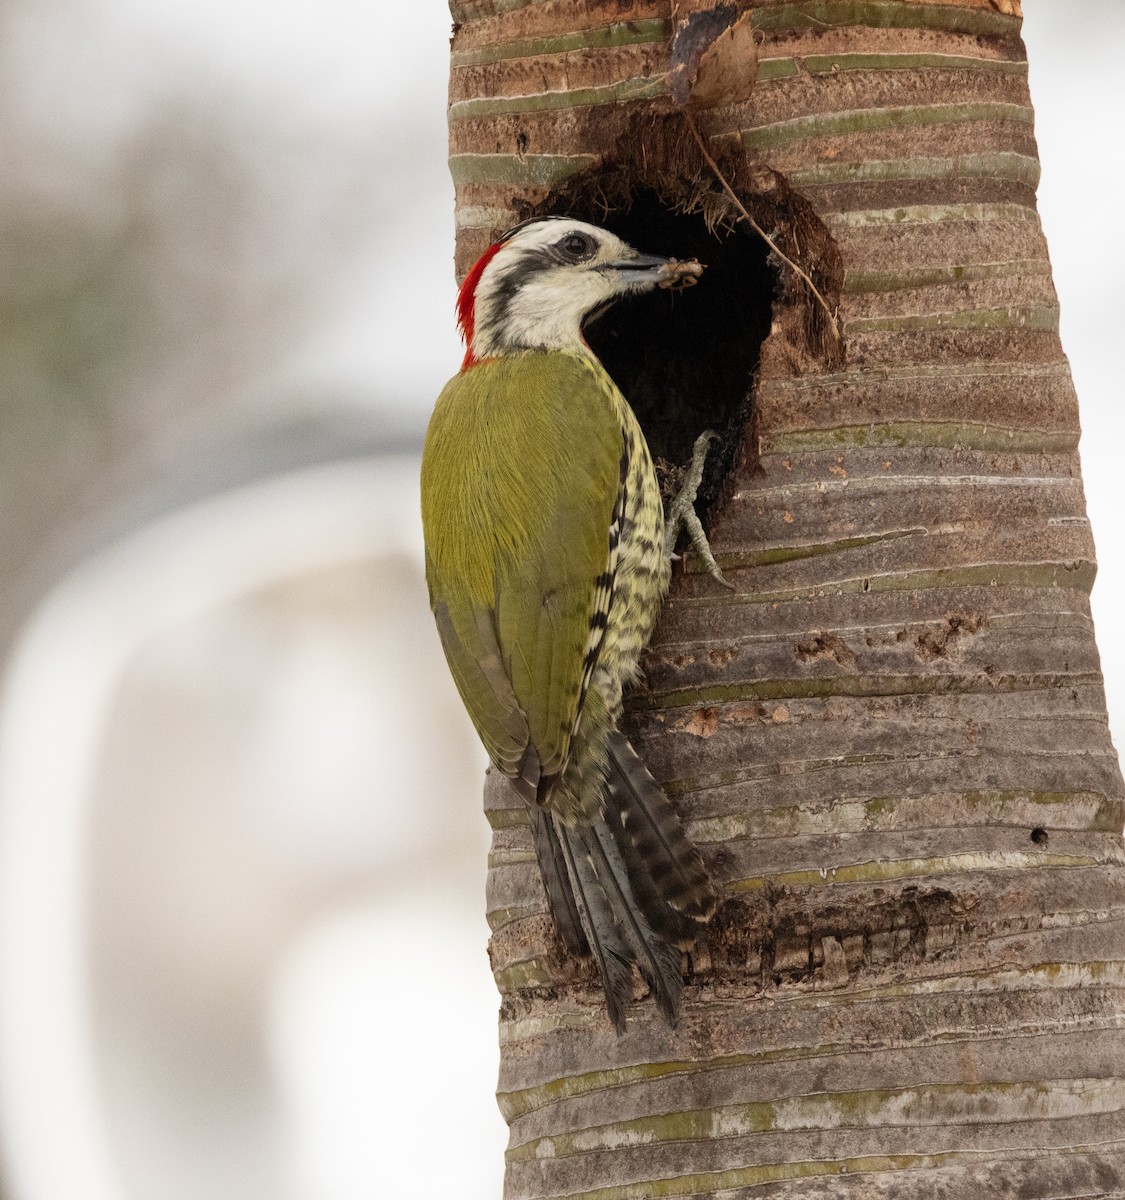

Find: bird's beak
603;256;705;290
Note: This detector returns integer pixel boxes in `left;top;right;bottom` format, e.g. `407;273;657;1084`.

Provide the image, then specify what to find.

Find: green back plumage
421;350;623;796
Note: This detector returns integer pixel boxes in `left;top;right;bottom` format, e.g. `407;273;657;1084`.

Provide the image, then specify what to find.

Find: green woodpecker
421;216;718;1031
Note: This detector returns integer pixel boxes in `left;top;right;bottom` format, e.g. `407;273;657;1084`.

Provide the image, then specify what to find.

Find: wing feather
421;352;622;799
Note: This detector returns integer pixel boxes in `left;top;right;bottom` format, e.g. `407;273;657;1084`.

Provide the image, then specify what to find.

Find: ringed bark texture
450;2;1125;1196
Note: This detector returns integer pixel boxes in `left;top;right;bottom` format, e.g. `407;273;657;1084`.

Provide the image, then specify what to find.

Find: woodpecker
421;216;719;1031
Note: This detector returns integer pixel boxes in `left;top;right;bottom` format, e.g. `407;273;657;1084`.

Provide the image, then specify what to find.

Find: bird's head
456;216;703;368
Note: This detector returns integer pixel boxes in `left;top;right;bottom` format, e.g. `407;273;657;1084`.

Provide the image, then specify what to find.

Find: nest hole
547;186;776;516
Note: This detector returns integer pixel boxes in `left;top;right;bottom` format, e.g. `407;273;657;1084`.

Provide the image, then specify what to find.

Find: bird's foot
664;431;734;590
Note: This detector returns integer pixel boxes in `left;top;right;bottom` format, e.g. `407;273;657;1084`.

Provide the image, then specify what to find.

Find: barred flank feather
604;731;718;943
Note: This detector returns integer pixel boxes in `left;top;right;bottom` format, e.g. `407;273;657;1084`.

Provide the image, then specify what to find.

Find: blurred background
0;2;1120;1198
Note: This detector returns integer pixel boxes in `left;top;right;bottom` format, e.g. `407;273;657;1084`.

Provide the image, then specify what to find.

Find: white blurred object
271;893;503;1200
1023;2;1125;758
0;457;502;1200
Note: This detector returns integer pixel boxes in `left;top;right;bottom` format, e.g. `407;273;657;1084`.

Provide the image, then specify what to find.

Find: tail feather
554;821;636;1033
528;805;588;957
525;734;717;1032
575;821;683;1026
604;731;718;943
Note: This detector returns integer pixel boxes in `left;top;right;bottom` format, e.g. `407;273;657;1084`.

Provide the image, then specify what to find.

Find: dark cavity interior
576;190;776;513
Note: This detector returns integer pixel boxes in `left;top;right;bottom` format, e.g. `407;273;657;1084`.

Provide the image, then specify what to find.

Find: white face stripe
470;219;653;360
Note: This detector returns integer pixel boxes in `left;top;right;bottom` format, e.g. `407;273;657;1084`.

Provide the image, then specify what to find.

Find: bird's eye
557;231;597;262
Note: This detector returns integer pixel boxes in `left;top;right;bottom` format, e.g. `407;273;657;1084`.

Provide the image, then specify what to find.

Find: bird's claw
663;430;734;590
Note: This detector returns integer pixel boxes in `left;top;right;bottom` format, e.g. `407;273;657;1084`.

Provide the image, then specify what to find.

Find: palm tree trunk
450;2;1125;1196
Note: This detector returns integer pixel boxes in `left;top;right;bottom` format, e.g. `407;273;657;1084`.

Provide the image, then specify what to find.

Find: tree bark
449;2;1125;1196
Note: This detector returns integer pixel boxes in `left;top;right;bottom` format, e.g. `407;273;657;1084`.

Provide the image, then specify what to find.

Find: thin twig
684;110;841;342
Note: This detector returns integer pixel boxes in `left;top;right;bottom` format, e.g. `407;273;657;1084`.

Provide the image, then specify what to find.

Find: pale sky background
0;3;1121;1200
